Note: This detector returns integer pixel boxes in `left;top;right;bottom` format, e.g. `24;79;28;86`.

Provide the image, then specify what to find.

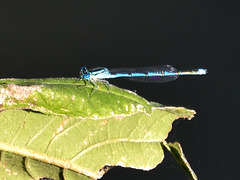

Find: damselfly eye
81;67;87;73
84;74;90;80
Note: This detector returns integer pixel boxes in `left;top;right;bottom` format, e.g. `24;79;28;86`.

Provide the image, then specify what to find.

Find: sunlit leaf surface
0;78;197;179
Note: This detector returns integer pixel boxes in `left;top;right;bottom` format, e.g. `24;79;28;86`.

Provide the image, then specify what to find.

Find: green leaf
0;151;32;179
26;158;63;180
0;78;197;179
63;169;93;180
162;142;198;180
0;151;90;180
0;78;153;119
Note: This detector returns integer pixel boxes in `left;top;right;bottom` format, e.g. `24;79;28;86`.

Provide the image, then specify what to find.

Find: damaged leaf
0;78;197;179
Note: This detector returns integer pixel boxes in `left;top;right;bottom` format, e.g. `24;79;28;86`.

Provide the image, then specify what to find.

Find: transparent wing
109;65;178;83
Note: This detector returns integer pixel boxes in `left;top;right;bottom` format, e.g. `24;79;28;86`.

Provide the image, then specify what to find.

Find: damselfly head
80;66;90;79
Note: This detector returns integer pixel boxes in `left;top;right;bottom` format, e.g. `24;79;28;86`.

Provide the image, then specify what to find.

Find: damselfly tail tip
178;68;207;76
197;68;207;75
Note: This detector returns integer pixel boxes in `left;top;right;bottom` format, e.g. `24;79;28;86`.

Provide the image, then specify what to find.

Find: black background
0;1;239;179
